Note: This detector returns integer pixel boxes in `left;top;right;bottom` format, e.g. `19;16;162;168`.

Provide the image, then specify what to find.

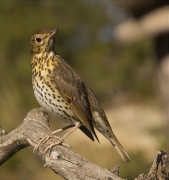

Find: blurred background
0;1;169;179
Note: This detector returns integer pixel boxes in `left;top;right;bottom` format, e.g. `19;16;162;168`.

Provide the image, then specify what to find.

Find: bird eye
35;37;41;43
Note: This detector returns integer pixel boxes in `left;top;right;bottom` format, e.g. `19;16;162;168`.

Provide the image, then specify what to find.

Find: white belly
33;80;78;124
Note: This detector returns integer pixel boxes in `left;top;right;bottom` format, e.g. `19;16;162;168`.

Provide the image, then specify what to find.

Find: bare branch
0;108;123;180
147;150;169;179
0;108;168;180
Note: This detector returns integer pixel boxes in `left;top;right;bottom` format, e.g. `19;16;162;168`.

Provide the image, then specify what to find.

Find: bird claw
44;138;64;155
33;125;74;155
33;133;52;153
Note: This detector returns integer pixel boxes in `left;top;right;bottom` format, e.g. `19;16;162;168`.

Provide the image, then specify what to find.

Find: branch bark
0;108;168;179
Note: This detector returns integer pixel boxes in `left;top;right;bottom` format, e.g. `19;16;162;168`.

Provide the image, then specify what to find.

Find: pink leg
44;123;81;154
58;123;81;142
51;124;75;135
34;124;75;152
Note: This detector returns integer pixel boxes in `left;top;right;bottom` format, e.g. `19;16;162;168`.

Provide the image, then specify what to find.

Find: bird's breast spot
34;88;77;122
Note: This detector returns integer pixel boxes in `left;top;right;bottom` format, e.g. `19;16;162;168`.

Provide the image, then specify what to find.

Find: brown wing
53;56;99;142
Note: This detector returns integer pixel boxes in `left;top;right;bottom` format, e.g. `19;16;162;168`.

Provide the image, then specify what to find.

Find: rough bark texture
0;108;168;179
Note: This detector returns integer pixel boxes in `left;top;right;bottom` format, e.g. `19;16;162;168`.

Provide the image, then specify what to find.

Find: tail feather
79;125;95;142
109;136;130;162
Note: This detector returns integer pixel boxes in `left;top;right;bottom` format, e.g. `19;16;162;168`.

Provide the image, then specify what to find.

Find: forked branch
0;108;168;180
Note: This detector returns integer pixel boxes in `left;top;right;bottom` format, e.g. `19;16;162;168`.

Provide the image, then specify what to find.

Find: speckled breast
32;74;78;125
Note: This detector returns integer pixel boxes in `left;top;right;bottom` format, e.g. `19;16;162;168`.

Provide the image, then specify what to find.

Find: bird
30;28;130;162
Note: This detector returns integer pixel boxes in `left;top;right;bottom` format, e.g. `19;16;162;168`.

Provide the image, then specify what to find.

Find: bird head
30;28;59;54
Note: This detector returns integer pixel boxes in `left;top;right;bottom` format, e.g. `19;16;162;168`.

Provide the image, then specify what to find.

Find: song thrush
30;28;130;162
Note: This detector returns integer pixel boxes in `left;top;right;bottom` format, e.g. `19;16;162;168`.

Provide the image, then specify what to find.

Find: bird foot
44;138;64;155
33;133;54;153
33;125;74;154
33;132;66;158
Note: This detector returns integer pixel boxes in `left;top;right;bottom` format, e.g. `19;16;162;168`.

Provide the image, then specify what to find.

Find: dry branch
0;108;168;179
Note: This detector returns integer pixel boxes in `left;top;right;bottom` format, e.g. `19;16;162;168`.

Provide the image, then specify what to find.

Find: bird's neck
31;51;55;63
34;51;55;60
31;51;54;69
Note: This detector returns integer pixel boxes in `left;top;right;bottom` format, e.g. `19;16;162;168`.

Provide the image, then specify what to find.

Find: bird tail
109;134;130;162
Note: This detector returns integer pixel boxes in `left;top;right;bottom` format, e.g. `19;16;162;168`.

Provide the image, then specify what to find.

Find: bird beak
49;28;59;38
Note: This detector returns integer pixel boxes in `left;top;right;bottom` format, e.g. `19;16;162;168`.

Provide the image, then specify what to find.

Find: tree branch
0;108;168;179
0;108;123;180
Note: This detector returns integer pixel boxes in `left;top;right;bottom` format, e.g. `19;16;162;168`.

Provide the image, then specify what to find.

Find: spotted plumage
30;28;130;162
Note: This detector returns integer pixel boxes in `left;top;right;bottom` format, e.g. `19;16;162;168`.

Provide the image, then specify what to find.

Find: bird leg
34;124;75;152
44;123;81;154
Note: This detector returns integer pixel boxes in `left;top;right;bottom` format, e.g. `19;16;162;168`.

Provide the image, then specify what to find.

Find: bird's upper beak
49;28;59;38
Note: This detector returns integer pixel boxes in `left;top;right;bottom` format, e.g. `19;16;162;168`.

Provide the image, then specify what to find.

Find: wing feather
53;56;99;142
